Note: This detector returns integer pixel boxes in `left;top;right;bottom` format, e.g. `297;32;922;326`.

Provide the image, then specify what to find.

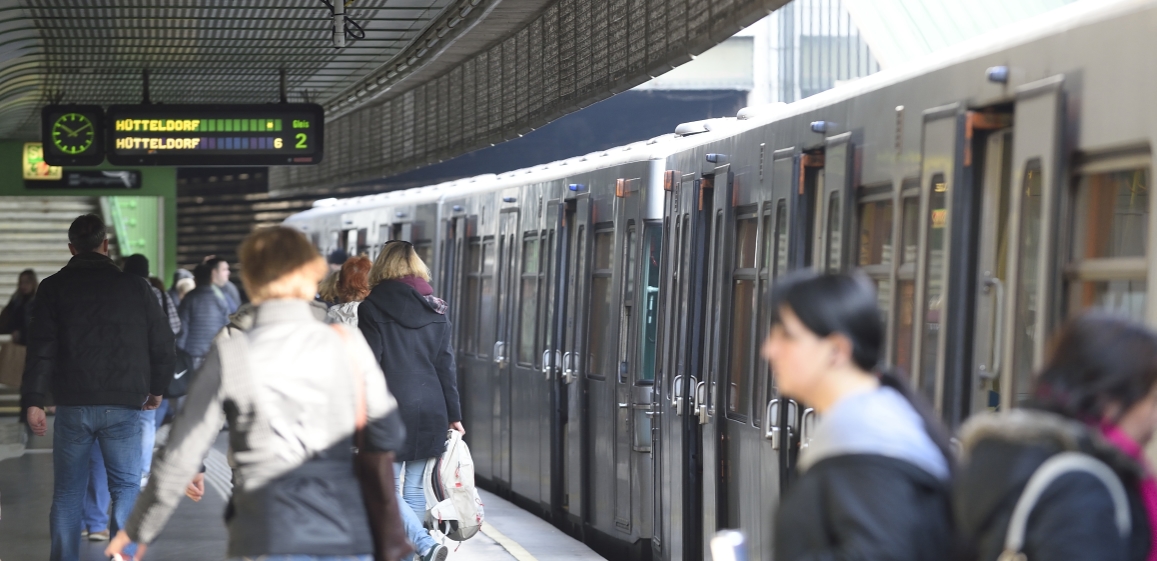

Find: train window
894;195;920;375
918;174;949;400
620;224;638;382
539;230;554;369
826;192;842;272
356;228;369;255
588;227;615;379
479;238;496;358
736;213;758;269
518;235;540;366
624;225;637;301
774;200;788;278
1078;169;1149;259
858;199;894;319
415;241;432;267
1013;162;1044;405
728;215;759;418
638;223;661;383
1066;166;1150;324
463;239;482;355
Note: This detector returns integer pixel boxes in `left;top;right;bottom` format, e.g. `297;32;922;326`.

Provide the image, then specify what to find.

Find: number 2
295;133;307;149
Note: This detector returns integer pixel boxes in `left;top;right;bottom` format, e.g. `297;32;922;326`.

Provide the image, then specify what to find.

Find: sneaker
80;529;88;538
87;529;110;541
422;543;449;561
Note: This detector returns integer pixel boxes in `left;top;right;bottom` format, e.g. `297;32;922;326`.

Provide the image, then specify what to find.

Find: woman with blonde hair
359;239;463;557
107;226;406;561
328;255;373;326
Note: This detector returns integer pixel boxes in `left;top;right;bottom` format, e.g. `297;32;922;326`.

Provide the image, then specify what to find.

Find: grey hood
798;386;950;481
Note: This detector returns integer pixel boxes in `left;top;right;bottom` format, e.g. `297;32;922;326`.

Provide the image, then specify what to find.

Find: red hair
336;255;373;303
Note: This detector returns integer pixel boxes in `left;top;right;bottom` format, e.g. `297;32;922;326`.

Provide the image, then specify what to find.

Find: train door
697;167;733;558
975;77;1065;414
545;199;570;520
561;195;591;526
492;209;519;488
510;205;549;505
585;217;619;533
653;174;711;560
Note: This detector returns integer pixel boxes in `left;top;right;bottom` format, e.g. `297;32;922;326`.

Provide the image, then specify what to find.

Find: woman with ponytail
761;270;955;561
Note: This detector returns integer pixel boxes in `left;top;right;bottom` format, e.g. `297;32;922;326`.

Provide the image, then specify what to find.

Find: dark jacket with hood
358;276;460;462
955;409;1150;561
775;384;955;561
22;252;175;408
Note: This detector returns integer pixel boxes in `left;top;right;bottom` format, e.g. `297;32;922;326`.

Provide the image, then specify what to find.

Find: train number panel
106;103;324;166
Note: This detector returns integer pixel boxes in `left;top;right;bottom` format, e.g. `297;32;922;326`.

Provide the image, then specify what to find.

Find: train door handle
765;399;781;449
671;375;684;415
561;351;577;384
695;381;709;425
543;350;561;380
800;408;817;449
493;341;507;369
978;276;1004;381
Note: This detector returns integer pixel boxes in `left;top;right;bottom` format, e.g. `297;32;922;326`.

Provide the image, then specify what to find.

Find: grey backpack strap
999;451;1131;561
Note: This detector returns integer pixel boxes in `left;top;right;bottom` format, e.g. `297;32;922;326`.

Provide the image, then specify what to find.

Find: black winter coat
22;252;175;409
358;279;461;462
775;454;955;561
955;410;1150;561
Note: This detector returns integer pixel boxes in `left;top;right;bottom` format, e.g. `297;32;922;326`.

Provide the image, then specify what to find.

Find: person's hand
450;421;465;436
185;473;205;502
105;530;146;560
27;406;47;436
142;394;163;411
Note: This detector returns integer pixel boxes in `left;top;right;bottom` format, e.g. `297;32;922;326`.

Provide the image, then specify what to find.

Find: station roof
0;0;786;194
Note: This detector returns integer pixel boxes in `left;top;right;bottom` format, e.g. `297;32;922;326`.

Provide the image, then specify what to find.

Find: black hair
204;257;227;271
18;269;36;282
770;269;955;471
68;214;107;253
192;263;213;286
327;248;349;266
1033;312;1157;424
123;254;149;278
769;269;883;371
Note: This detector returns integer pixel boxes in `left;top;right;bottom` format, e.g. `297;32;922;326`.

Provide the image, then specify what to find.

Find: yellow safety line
481;521;539;561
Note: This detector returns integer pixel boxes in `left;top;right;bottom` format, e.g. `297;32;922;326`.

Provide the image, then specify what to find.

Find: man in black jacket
22;214;174;561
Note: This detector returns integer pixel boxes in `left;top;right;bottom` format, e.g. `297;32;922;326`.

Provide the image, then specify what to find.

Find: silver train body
285;1;1157;557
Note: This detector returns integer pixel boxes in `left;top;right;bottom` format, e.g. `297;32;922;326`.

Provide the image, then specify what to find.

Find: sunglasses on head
383;239;413;249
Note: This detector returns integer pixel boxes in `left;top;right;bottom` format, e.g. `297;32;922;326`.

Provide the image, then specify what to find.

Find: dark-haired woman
955;312;1157;561
762;271;954;561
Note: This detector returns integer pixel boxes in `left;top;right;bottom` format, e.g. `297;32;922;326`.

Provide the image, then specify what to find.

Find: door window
587;226;615;379
918;175;948;400
826;192;842;272
1012;162;1044;405
727;215;759;418
893;193;920;375
518;235;540;366
638;223;662;383
463;239;483;355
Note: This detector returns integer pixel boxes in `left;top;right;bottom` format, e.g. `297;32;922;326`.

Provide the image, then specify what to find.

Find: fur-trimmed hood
955;408;1145;557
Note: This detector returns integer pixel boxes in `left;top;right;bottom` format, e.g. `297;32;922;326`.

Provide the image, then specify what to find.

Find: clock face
51;113;95;155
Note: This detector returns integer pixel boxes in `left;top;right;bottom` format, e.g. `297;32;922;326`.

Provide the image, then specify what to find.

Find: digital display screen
106;104;324;166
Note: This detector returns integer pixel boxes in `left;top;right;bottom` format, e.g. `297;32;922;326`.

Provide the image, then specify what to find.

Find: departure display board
105;104;325;166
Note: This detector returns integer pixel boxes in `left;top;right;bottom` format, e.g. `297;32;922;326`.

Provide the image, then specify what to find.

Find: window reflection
1081;169;1149;259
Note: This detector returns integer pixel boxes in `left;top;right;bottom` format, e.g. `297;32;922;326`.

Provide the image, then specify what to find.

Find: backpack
423;429;484;541
997;451;1131;561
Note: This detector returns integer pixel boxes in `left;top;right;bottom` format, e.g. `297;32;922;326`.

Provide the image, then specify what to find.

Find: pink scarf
1101;424;1157;561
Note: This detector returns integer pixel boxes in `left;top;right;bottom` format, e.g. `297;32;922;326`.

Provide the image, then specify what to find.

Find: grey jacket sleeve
125;344;226;544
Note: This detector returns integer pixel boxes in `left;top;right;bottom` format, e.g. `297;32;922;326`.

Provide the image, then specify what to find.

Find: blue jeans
227;556;372;561
52;405;142;561
394;459;436;557
84;410;156;531
83;444;110;532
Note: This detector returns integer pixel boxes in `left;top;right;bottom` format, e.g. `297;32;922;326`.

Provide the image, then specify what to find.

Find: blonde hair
369;240;430;286
175;277;195;299
238;227;328;303
317;270;340;303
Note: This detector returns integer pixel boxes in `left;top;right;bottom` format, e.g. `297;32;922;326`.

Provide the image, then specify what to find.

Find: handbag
164;347;197;398
334;324;415;561
0;341;26;387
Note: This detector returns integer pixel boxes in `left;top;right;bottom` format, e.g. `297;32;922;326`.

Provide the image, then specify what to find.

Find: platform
0;415;605;561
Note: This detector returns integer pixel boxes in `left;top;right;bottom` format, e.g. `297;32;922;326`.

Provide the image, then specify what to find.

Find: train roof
286;0;1144;223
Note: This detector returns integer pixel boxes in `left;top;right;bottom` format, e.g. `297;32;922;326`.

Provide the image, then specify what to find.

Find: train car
286;1;1157;558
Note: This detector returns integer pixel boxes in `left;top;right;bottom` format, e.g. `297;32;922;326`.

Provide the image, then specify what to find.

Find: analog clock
51;113;96;155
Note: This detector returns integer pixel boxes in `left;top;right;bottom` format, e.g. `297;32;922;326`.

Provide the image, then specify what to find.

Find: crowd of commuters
11;213;1157;561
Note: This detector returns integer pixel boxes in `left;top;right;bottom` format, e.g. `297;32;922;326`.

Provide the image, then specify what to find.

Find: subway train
285;1;1157;558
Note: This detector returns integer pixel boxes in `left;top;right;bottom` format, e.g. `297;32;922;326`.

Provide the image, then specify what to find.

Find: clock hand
57;123;77;136
68;123;92;137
